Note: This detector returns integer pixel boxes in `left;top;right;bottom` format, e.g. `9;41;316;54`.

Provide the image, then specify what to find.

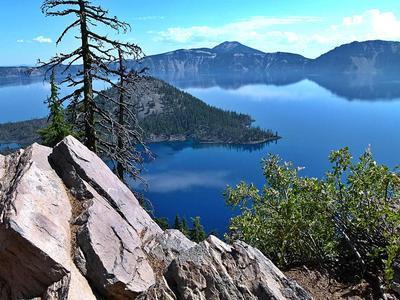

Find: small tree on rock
38;72;73;146
190;217;207;243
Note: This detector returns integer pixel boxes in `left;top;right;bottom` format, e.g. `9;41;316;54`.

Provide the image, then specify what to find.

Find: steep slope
311;40;400;74
0;136;312;299
138;41;309;75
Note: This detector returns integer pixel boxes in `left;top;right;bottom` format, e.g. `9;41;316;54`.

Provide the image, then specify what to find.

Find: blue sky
1;0;400;65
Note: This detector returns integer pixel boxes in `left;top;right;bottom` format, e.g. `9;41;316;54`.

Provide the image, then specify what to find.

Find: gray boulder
0;154;4;181
0;144;95;300
144;229;196;271
49;136;163;298
0;137;312;300
50;136;162;241
165;235;312;300
75;184;156;298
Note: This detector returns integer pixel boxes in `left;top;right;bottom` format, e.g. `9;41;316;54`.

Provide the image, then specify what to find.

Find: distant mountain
135;41;310;75
1;40;400;79
212;41;265;55
310;40;400;74
0;66;44;78
137;40;400;76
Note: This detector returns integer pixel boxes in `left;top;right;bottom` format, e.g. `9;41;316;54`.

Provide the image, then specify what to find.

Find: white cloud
151;9;400;58
33;35;52;43
154;16;321;44
343;15;363;26
16;39;24;43
145;170;229;193
338;9;400;41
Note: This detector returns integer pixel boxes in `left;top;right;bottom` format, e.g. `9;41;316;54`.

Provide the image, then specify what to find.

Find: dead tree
112;47;148;180
40;0;142;150
40;0;146;179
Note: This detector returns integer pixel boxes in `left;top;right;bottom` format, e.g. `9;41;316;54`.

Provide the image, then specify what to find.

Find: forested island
0;76;278;152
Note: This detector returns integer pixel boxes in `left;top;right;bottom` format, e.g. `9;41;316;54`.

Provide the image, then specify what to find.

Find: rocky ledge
0;136;312;300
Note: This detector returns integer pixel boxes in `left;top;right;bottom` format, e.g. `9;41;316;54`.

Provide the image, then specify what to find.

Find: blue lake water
1;76;400;234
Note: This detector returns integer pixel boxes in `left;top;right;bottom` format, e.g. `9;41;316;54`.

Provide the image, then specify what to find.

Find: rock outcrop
161;236;311;300
0;144;95;299
0;136;312;299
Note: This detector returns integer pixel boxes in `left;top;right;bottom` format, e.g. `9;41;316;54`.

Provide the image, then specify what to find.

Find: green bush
225;148;400;285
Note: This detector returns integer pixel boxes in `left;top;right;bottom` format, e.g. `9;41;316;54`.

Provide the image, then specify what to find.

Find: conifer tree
181;217;190;237
190;217;207;242
173;215;182;231
173;215;190;237
38;72;73;146
155;217;169;230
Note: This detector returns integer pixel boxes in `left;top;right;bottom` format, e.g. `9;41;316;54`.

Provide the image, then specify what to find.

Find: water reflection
3;71;400;102
1;72;400;233
147;139;279;158
0;76;44;88
154;72;400;101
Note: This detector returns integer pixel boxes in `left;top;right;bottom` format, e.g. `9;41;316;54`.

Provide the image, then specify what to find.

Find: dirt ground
285;266;398;300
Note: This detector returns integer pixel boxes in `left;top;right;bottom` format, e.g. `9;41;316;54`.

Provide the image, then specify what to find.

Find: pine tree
181;217;190;237
173;215;182;230
155;217;169;230
190;217;207;243
40;0;145;180
38;72;73;146
173;215;190;237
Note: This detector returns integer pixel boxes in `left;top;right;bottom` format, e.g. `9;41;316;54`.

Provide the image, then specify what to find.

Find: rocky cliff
0;136;312;300
135;42;309;77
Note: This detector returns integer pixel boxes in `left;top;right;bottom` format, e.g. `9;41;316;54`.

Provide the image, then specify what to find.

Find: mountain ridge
3;40;400;78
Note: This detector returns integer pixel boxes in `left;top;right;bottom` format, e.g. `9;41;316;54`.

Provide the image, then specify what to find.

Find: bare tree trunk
117;49;125;179
41;0;145;178
78;0;96;151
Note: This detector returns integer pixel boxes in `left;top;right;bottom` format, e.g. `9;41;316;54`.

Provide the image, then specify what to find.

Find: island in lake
0;76;279;152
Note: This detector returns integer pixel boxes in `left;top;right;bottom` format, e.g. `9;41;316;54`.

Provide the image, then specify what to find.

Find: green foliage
155;217;170;230
38;73;73;146
139;81;278;144
0;118;46;147
173;215;190;237
190;216;207;243
181;217;190;237
225;148;400;284
173;214;206;242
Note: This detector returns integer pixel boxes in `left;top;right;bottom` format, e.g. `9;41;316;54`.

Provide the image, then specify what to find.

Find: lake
1;74;400;234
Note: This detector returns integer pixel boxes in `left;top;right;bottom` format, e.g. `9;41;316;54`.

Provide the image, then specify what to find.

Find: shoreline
0;136;281;155
145;135;281;145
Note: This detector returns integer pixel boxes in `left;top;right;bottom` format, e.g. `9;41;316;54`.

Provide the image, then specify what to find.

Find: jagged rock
165;235;312;300
0;144;95;299
50;136;163;297
0;154;5;181
50;136;162;241
144;229;196;272
75;184;156;298
136;278;176;300
0;137;313;300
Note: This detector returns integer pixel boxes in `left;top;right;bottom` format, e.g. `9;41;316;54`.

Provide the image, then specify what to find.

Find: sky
1;0;400;65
